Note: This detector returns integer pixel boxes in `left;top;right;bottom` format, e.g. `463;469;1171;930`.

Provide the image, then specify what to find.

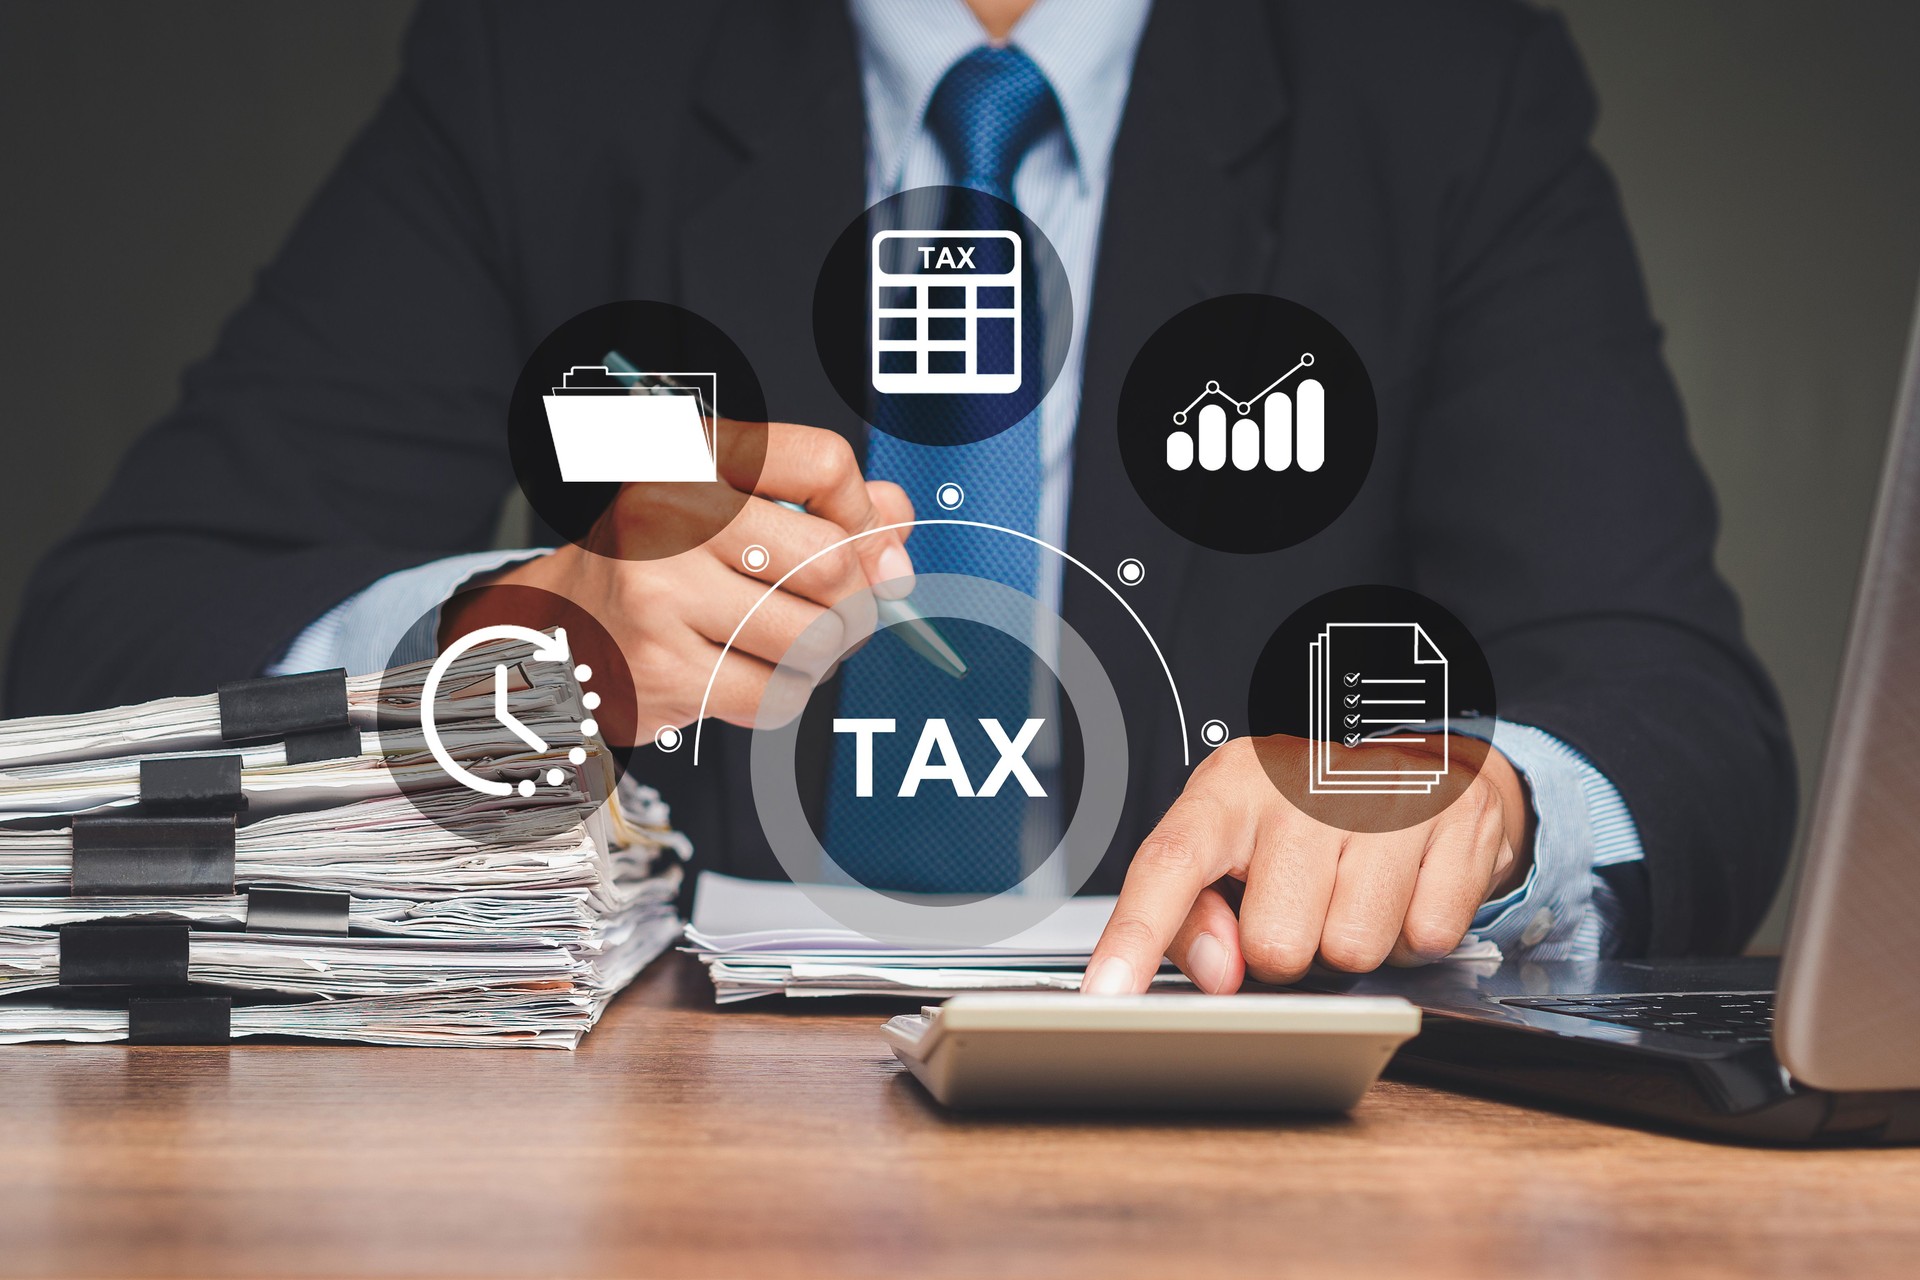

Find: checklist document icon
1308;622;1450;795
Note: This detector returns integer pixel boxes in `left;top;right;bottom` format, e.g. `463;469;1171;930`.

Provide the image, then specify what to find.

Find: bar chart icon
1166;354;1323;473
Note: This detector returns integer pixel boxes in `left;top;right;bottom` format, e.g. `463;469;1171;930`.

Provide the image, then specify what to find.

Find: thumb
865;479;914;532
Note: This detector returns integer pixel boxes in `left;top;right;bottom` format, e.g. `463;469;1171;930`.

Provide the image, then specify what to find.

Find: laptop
1309;291;1920;1145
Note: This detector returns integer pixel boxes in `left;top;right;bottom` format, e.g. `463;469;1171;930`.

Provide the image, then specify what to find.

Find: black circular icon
375;583;639;846
746;571;1133;947
1119;294;1376;554
813;186;1073;445
507;300;767;562
793;617;1079;901
1247;584;1496;834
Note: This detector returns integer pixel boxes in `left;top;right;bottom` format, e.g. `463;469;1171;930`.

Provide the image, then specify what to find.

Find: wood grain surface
2;951;1918;1279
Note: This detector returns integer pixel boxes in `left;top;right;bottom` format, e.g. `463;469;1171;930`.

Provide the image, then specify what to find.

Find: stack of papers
0;655;594;820
0;642;687;1049
683;872;1191;1002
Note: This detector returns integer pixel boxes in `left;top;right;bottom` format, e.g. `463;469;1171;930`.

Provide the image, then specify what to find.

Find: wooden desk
3;953;1917;1279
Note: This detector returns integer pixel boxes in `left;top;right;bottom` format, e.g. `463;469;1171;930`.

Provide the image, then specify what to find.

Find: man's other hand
1082;736;1533;995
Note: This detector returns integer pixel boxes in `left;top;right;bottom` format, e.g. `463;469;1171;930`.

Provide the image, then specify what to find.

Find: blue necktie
823;47;1063;894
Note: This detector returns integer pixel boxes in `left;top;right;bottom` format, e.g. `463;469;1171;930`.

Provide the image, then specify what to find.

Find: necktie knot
924;45;1062;200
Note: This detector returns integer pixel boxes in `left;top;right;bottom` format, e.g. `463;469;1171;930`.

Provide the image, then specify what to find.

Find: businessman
9;0;1795;993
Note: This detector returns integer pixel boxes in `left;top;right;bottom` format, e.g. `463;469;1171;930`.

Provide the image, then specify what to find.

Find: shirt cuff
266;548;553;677
1454;718;1648;960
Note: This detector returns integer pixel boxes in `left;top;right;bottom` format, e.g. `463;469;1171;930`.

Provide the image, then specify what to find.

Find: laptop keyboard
1501;991;1776;1044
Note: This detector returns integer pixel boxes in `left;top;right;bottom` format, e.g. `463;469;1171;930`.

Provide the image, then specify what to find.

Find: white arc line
692;519;1190;766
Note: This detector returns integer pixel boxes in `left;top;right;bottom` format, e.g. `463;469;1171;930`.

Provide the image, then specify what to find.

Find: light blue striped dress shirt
274;0;1646;960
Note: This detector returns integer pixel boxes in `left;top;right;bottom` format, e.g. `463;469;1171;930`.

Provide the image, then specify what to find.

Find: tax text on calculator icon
871;230;1023;395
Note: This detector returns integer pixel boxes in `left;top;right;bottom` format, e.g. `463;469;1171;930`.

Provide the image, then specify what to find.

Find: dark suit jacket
7;0;1795;954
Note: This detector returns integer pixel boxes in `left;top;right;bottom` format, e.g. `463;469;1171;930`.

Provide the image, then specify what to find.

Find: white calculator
871;229;1023;395
883;993;1421;1111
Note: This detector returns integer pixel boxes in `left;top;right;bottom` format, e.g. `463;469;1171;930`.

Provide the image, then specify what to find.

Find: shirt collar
852;0;1154;195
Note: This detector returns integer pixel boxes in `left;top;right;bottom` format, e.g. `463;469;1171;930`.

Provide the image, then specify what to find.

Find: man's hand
444;421;911;733
1082;735;1533;995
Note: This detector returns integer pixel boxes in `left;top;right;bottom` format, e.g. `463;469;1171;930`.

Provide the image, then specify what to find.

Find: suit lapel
672;0;868;438
663;1;869;873
1065;0;1291;842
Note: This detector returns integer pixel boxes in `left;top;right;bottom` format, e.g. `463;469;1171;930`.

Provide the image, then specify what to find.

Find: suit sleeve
6;1;523;713
1405;10;1795;953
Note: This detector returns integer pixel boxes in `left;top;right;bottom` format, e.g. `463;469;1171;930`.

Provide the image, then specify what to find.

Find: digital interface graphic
1307;622;1451;796
1248;584;1496;833
745;571;1133;946
1120;294;1377;554
1165;353;1323;474
490;279;1424;928
542;365;718;484
376;583;637;847
814;186;1072;446
506;300;767;561
871;229;1024;395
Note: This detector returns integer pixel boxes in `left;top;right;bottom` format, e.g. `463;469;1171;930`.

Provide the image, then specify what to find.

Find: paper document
683;872;1180;1002
685;872;1499;1002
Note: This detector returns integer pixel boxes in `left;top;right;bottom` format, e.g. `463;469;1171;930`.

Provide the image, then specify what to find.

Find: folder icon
543;367;718;483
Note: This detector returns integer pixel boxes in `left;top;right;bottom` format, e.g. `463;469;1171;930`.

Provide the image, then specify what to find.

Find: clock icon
420;624;591;798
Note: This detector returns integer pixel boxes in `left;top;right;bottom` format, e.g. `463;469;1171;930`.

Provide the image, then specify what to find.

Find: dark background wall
3;1;1918;946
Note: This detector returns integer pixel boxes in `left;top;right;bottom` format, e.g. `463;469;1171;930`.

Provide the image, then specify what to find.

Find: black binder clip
68;753;247;895
246;886;351;935
217;667;360;764
139;754;246;814
70;813;237;896
58;922;191;987
128;995;232;1045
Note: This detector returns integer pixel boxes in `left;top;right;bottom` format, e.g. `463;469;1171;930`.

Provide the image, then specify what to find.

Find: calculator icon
871;229;1022;395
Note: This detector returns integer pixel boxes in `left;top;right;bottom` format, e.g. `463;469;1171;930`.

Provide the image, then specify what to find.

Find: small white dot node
936;483;965;510
1117;558;1145;586
580;718;599;738
573;664;592;683
582;691;601;710
742;544;770;572
545;768;565;787
654;725;683;753
517;779;536;798
568;747;587;765
1201;719;1230;747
